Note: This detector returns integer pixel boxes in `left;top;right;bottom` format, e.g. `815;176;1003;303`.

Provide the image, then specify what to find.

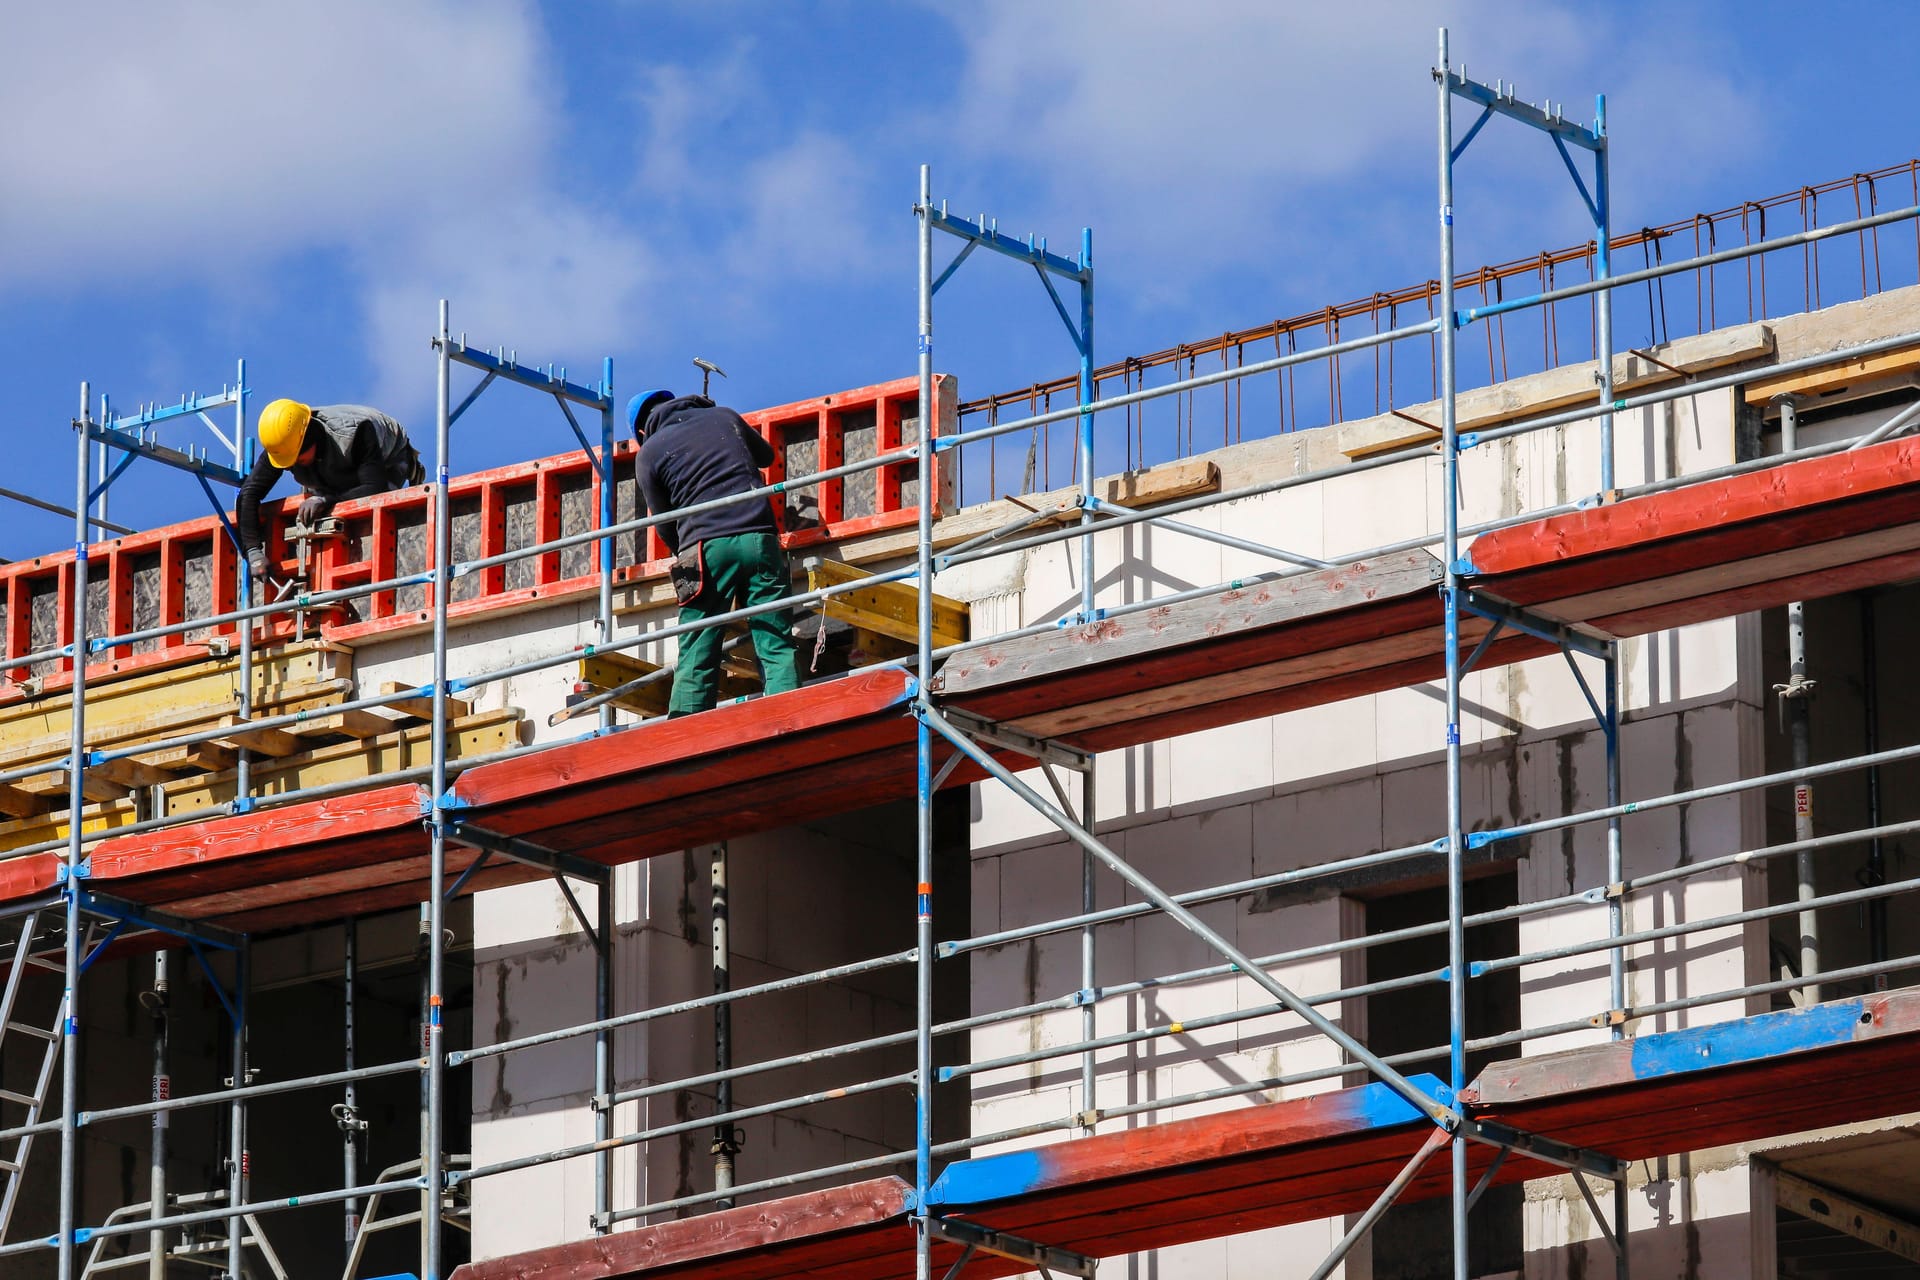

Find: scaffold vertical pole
57;381;91;1280
148;953;169;1280
1076;225;1099;1137
1779;396;1821;1005
1436;29;1471;1280
1606;642;1629;1278
1079;767;1097;1132
1606;642;1625;1028
597;870;615;1226
235;358;254;809
711;845;734;1207
225;940;249;1280
343;919;362;1260
425;299;454;1280
913;161;936;1280
1076;226;1095;619
599;354;617;734
1595;94;1616;494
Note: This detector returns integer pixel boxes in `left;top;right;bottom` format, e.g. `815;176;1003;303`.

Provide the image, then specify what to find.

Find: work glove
246;549;270;582
297;494;331;525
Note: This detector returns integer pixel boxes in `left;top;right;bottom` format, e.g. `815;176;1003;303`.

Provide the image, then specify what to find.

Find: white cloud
0;2;552;282
0;1;666;422
939;1;1763;312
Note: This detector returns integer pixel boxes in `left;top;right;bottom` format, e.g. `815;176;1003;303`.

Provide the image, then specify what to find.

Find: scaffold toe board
1464;990;1920;1160
445;669;947;862
934;550;1552;752
79;783;434;930
447;1176;917;1280
1464;435;1920;635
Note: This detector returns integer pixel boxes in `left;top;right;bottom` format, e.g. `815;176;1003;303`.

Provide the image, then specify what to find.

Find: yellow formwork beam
577;650;756;719
0;799;140;854
806;559;968;649
1;640;350;737
0;679;355;770
162;710;525;812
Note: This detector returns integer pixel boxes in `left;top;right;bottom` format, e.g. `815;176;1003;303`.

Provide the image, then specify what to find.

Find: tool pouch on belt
669;543;705;606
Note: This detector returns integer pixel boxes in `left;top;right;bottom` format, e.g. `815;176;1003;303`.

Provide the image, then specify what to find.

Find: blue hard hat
627;389;674;439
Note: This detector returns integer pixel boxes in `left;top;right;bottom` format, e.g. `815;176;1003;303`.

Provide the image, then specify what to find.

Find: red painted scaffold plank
1464;435;1920;631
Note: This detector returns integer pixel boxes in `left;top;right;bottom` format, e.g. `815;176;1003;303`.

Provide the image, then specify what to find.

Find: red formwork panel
0;375;952;698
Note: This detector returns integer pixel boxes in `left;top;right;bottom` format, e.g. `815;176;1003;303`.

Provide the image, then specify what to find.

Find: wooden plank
130;739;237;774
1343;324;1773;459
1592;545;1920;637
14;767;132;804
1743;342;1920;404
938;551;1441;705
378;680;472;722
808;559;968;648
577;651;672;718
0;640;349;727
0;853;62;904
998;615;1495;741
1465;435;1920;578
0;784;50;819
286;708;392;741
161;711;523;814
0;677;356;768
0;799;140;854
453;671;912;813
1098;457;1221;507
89;783;425;884
447;1177;914;1280
1497;516;1920;628
209;717;305;757
88;755;179;790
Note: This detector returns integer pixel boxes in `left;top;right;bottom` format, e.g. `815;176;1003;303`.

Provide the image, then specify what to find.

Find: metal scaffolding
6;25;1920;1280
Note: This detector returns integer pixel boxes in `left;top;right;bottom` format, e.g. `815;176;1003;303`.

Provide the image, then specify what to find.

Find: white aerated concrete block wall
964;383;1772;1277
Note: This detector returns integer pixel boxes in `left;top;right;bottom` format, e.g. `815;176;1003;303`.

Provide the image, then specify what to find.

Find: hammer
693;357;727;397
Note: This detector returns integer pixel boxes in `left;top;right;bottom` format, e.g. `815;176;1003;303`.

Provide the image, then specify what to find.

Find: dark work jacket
235;405;419;555
636;396;778;555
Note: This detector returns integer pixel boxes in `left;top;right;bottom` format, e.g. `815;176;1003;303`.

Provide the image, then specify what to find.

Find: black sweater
635;396;778;555
235;407;412;555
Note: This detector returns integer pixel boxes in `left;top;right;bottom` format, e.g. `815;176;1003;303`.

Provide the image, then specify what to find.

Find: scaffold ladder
79;1188;290;1279
0;905;91;1242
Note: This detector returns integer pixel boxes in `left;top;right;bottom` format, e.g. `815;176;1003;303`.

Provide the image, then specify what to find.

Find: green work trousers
669;531;801;716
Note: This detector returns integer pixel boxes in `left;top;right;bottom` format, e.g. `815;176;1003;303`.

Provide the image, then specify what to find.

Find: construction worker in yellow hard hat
236;400;424;583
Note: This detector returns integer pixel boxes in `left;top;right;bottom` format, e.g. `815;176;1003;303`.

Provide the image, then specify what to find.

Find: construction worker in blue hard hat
630;388;799;715
236;399;424;582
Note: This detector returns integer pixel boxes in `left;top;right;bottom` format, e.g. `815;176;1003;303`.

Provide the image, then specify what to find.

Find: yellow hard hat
259;399;312;468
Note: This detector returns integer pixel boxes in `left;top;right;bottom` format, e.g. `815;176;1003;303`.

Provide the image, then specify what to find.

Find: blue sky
2;0;1913;556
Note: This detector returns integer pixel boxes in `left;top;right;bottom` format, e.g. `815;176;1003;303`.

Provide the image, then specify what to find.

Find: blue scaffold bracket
1466;829;1503;850
54;860;93;883
1071;987;1098;1007
1446;722;1461;746
229;794;257;815
1458;431;1482;450
904;677;921;702
1451;551;1478;576
1438;961;1491;982
427;791;471;818
1056;608;1108;628
917;335;933;355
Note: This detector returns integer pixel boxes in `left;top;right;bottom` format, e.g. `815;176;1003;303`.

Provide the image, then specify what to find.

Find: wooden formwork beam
806;558;969;649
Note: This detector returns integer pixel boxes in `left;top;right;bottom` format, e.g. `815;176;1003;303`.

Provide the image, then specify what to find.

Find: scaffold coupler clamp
1773;674;1815;733
332;1101;366;1134
710;1126;744;1158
